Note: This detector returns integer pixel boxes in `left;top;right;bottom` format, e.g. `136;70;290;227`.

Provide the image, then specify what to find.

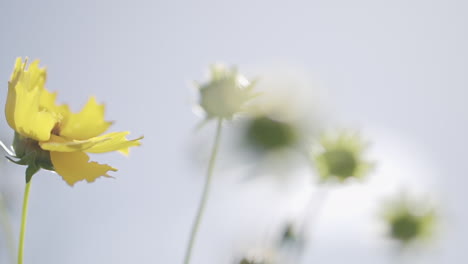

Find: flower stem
0;192;16;263
183;118;223;264
17;181;32;264
298;188;329;244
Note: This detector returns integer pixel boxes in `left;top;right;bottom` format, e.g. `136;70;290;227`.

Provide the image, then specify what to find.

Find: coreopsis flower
5;58;142;185
382;195;436;245
196;64;256;120
311;131;372;182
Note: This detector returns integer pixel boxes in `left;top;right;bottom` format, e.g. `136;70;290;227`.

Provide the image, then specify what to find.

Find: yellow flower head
312;131;373;183
5;58;142;186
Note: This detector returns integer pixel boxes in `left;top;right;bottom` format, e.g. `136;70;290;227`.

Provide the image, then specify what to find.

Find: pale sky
0;0;467;263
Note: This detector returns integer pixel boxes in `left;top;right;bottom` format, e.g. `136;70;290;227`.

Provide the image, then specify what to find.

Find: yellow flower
5;58;142;186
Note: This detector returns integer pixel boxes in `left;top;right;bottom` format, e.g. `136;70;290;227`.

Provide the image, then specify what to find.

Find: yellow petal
50;151;117;186
5;58;59;141
39;134;110;152
59;97;112;140
85;132;143;154
39;88;69;119
13;82;57;141
40;132;142;154
5;58;23;130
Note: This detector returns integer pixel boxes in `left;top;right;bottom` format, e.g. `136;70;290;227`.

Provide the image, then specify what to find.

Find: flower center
391;214;421;242
245;116;296;152
51;123;61;136
323;149;357;179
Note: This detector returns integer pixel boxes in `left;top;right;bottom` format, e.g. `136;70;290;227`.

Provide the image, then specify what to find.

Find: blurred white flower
381;193;437;245
311;130;374;183
195;64;256;120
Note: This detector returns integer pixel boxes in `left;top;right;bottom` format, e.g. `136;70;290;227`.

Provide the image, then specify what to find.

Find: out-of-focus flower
244;115;299;153
382;194;436;245
239;258;264;264
196;64;256;120
229;111;307;181
278;222;306;260
281;223;297;243
311;131;372;182
4;58;142;185
219;66;323;181
280;223;305;247
235;242;300;264
236;248;278;264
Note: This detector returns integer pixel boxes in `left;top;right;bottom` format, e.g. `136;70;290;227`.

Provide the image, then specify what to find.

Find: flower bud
198;65;255;120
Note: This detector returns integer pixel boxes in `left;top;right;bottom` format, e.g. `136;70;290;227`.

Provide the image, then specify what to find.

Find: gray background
0;0;467;263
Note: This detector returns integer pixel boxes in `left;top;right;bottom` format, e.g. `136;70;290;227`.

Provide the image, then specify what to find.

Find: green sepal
38;159;54;171
12;132;26;158
7;152;54;182
25;162;40;183
6;151;36;166
6;151;40;183
8;132;55;182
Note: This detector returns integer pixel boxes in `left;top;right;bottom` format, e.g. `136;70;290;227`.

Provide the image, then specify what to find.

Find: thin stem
283;189;329;264
298;188;329;237
17;181;32;264
0;192;16;263
183;118;223;264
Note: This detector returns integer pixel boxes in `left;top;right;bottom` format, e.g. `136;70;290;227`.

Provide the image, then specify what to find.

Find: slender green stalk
17;181;32;264
0;192;16;263
183;118;223;264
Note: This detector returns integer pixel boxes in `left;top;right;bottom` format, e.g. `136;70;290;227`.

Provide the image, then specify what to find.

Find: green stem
183;118;223;264
0;192;16;263
17;181;32;264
